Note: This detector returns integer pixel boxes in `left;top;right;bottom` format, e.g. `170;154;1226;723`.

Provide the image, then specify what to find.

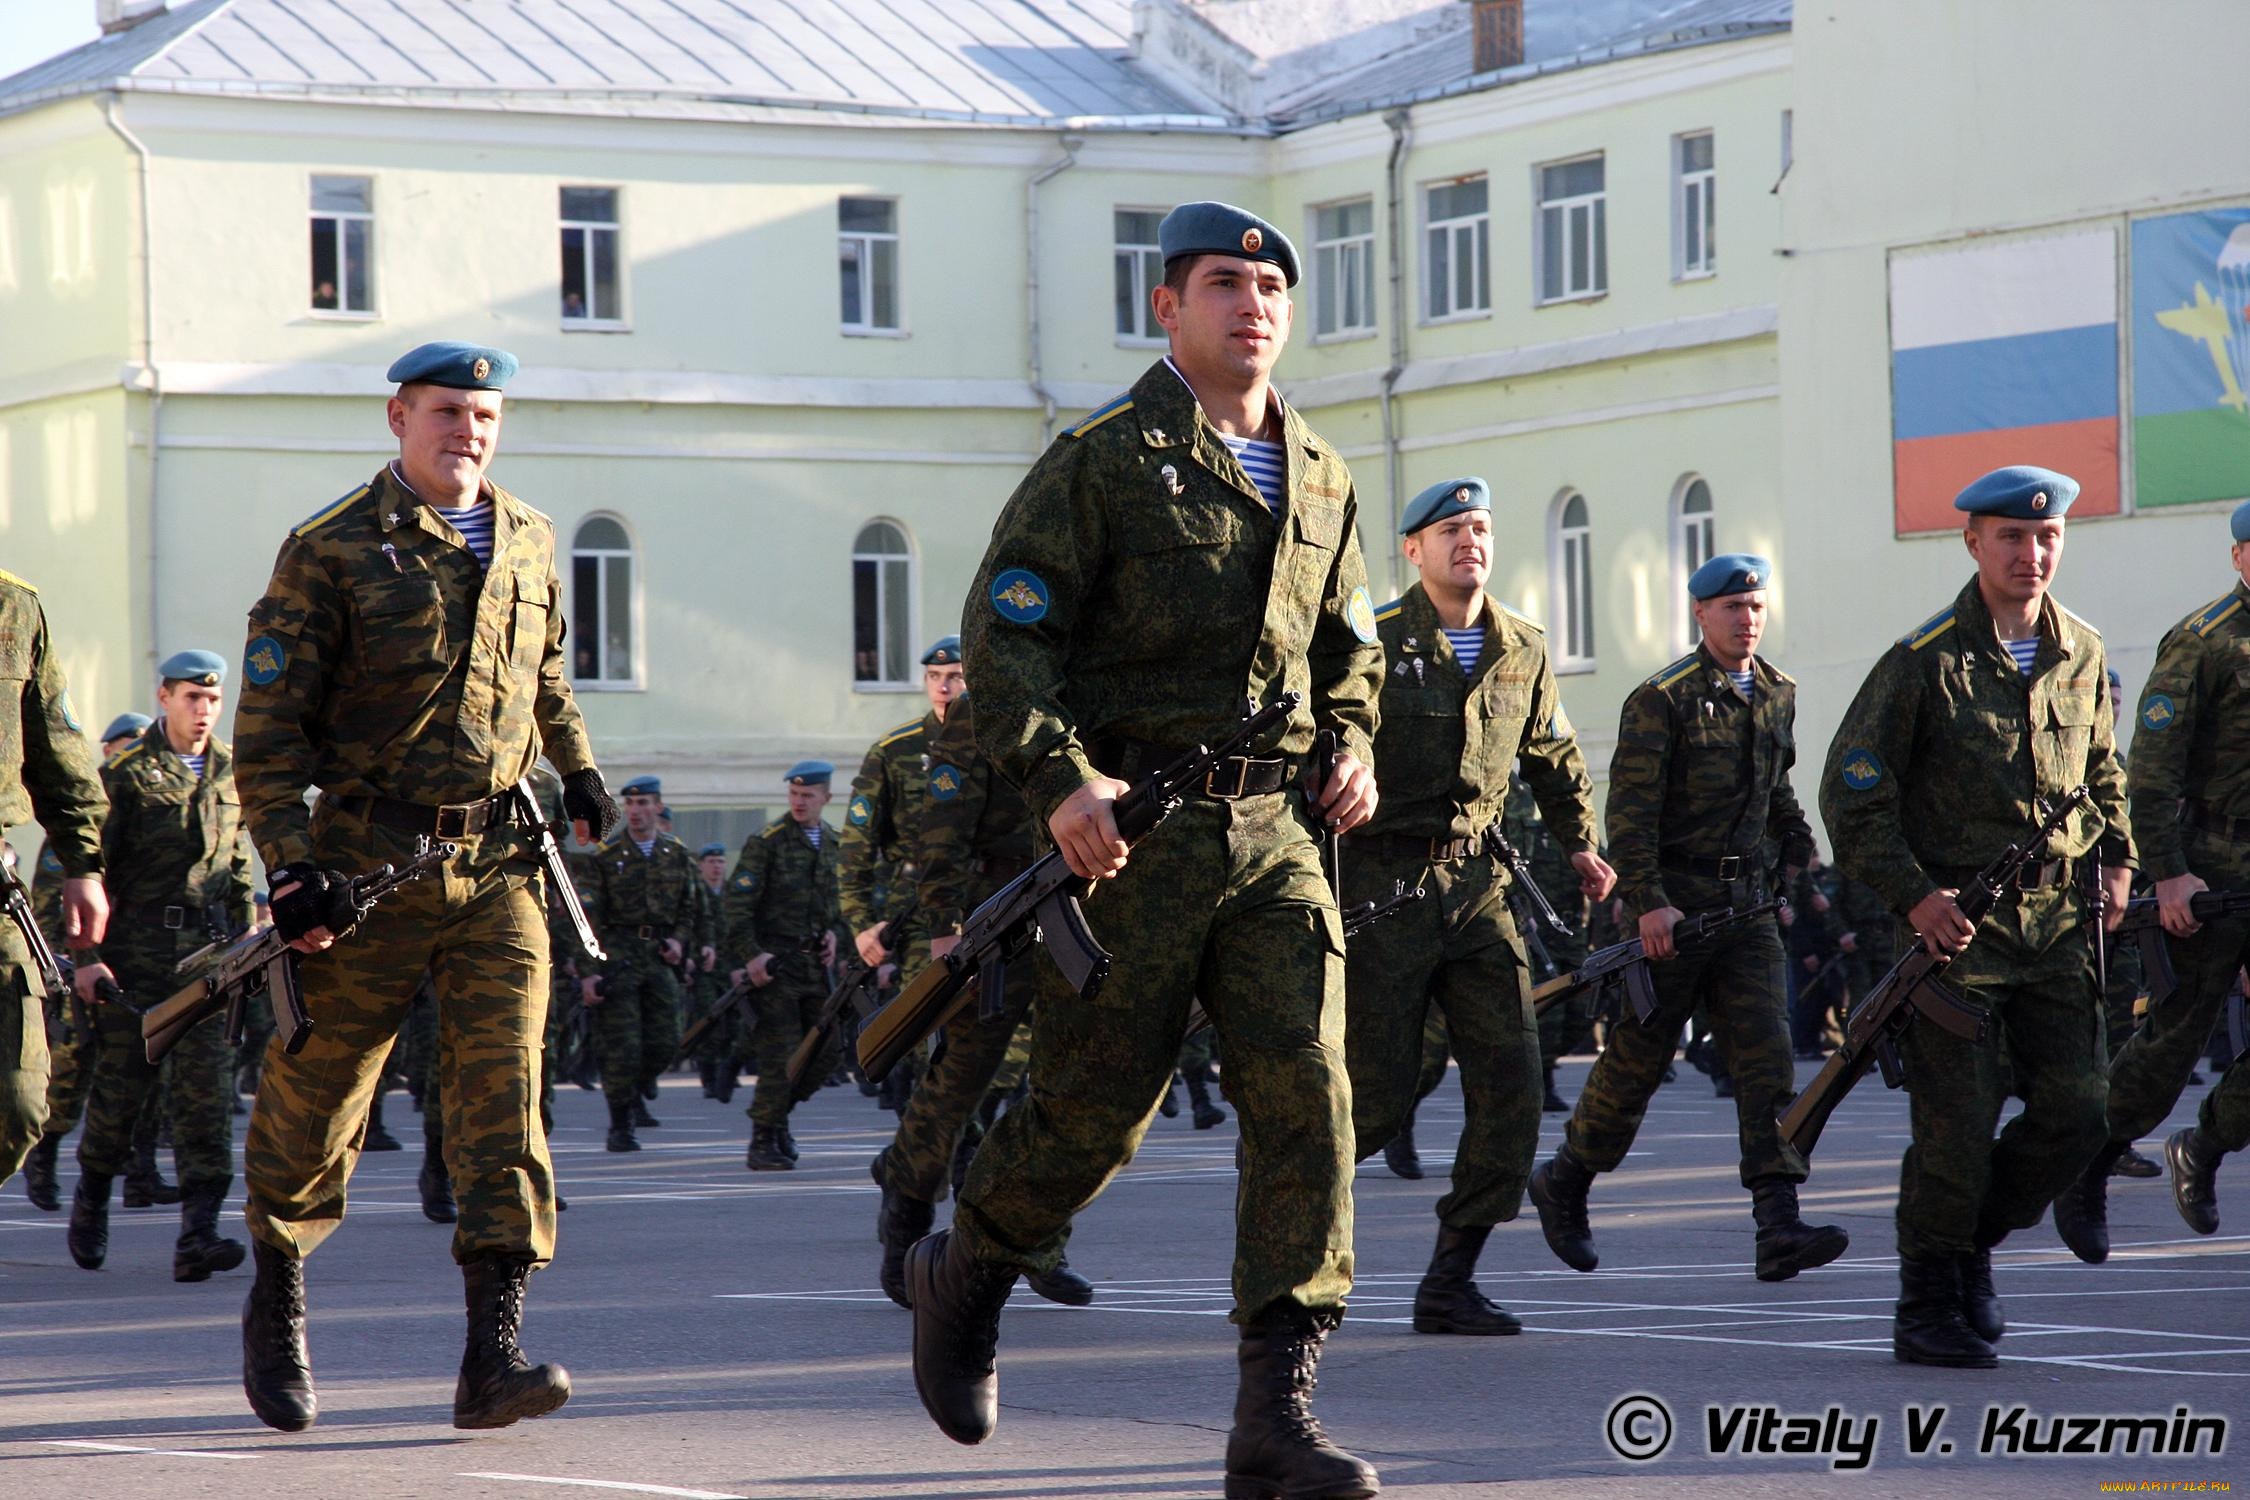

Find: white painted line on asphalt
459;1473;745;1498
41;1440;255;1460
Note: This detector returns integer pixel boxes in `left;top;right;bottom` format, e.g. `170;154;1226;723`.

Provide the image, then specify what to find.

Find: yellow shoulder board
0;567;33;592
2191;593;2244;638
878;718;924;748
1901;606;1958;652
1372;598;1405;623
762;821;791;840
1648;654;1700;690
292;483;370;538
108;740;150;770
1065;395;1134;439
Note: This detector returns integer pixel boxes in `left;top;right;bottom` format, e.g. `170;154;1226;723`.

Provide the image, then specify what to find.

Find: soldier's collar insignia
2140;694;2176;731
990;568;1050;625
1840;748;1883;791
1160;463;1183;497
1346;585;1378;644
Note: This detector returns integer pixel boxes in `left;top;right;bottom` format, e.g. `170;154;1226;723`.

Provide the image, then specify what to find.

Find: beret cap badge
1241;227;1262;253
2031;491;2048;511
471;356;491;382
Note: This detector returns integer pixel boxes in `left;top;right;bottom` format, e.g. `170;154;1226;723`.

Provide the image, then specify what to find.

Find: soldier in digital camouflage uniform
576;774;710;1153
2086;500;2250;1246
232;343;618;1433
685;841;737;1099
2088;668;2161;1181
1343;477;1612;1339
909;204;1385;1498
1821;466;2132;1370
1534;555;1846;1288
66;653;254;1283
725;761;843;1170
1513;775;1595;1111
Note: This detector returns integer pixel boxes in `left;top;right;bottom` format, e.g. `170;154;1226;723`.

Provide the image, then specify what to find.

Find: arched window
852;519;916;688
571;514;636;687
1550;491;1595;670
1674;477;1714;649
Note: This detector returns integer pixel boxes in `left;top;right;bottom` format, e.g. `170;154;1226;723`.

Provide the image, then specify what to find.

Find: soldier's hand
2098;866;2132;935
1839;932;1859;953
1639;906;1684;960
1571;850;1617;903
853;924;890;967
747;953;775;988
821;932;838;966
2155;873;2208;938
1316;753;1378;833
1052;778;1131;880
1909;888;1976;957
580;974;604;1006
72;960;117;1004
930;934;962;962
562;768;619;844
700;944;717;971
268;877;338;954
61;877;108;947
661;937;684;965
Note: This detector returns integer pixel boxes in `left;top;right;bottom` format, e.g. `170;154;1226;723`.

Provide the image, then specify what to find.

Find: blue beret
1953;465;2078;519
1400;476;1490;536
1688;553;1773;601
1158;201;1300;287
101;712;152;742
698;841;728;858
2232;498;2250;544
386;341;517;391
619;775;662;798
159;648;227;686
784;760;834;786
921;635;962;666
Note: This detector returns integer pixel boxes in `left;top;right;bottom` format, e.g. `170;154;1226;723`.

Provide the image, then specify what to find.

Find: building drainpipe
103;93;160;676
1026;135;1083;442
1379;108;1413;598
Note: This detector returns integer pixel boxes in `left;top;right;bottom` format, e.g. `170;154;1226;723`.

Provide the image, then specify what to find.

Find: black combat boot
1528;1145;1598;1272
1186;1072;1228;1130
362;1089;402;1151
1750;1179;1850;1282
2166;1126;2225;1235
745;1125;792;1171
1542;1061;1568;1113
1026;1253;1095;1307
698;1056;719;1100
1892;1254;1996;1368
907;1227;1018;1444
713;1064;737;1104
777;1125;800;1163
1383;1108;1423;1180
453;1254;572;1429
2052;1142;2123;1263
68;1171;112;1269
1959;1234;2004;1344
605;1100;640;1154
420;1138;457;1224
1224;1311;1381;1500
173;1181;247;1283
1158;1078;1181;1117
242;1237;317;1430
2111;1143;2162;1178
632;1098;661;1129
1712;1070;1735;1099
880;1189;937;1309
23;1132;60;1211
123;1137;180;1207
1411;1223;1522;1335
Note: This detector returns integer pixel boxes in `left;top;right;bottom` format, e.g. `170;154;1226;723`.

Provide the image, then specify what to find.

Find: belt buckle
434;804;471;838
163;905;186;930
1205;757;1252;800
2016;860;2052;891
1715;855;1743;880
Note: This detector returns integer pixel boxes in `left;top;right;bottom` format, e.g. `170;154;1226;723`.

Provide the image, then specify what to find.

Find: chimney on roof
1468;0;1524;73
97;0;169;35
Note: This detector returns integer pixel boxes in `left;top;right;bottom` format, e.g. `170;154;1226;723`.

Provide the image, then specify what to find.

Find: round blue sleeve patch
1840;748;1883;791
990;568;1050;624
2139;694;2177;731
245;635;288;686
1346;585;1377;644
58;691;79;733
927;764;963;801
847;793;873;827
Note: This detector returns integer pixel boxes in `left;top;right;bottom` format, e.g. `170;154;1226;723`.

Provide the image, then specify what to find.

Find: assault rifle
1;839;65;1004
673;931;827;1070
857;695;1301;1082
141;838;455;1064
2114;888;2250;1012
774;901;912;1097
1181;881;1425;1039
1779;787;2091;1157
507;776;604;962
1530;898;1785;1022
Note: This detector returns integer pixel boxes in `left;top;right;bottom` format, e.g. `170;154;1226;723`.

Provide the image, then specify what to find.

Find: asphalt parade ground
3;1054;2244;1499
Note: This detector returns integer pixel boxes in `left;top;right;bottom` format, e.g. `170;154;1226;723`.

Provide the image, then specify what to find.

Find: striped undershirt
181;753;207;778
2001;638;2039;676
1441;627;1484;675
1218;434;1286;516
801;821;823;849
1727;667;1755;700
633;836;657;857
434;499;495;567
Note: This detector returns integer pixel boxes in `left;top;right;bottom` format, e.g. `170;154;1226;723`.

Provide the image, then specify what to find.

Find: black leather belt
1088;737;1290;800
1660;851;1759;880
1354;831;1481;865
2186;802;2250;843
1939;858;2074;892
121;900;202;931
329;792;512;838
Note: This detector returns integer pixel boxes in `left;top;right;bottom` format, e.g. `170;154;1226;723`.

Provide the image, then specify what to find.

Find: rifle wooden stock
855;954;977;1085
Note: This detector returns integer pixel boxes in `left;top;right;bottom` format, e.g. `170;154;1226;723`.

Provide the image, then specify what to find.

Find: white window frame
1113;207;1167;347
1673;132;1716;280
839;196;904;337
851;518;920;692
559;186;627;330
1535;153;1608;305
1310;196;1379;341
1672;475;1716;652
570;512;642;691
1549;490;1596;673
308;174;375;319
1421;175;1491;324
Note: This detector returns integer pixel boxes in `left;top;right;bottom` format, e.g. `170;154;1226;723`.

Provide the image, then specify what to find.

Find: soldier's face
700;855;727;885
622;792;659;836
1403;513;1491;593
156;680;223;752
388;385;503;501
1692;591;1766;664
788;784;830;823
1153;256;1293;386
924;663;965;714
1963;516;2065;607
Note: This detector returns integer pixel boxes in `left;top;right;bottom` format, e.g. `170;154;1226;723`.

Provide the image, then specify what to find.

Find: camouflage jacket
2129;579;2250;882
1821;575;2135;921
839;711;935;934
962;360;1382;825
722;818;842;974
576;830;712;972
30;840;67;947
1832;875;1898;970
93;726;254;963
0;570;105;878
1359;583;1594;849
1607;645;1815;919
917;695;1035;937
233;466;595;870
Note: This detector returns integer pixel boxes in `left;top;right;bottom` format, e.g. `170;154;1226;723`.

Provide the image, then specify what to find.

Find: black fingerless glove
269;863;358;941
562;768;619;842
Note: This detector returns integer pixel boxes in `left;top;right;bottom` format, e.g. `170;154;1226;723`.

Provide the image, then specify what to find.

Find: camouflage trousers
1412;1009;1450;1104
380;983;444;1145
78;957;233;1190
244;807;554;1266
539;964;583;1133
957;793;1354;1325
36;986;101;1137
744;978;829;1127
1177;1025;1216;1081
880;951;1036;1203
591;949;681;1111
1344;850;1539;1229
0;938;48;1185
1565;889;1801;1189
2102;901;2250;1146
2202;1045;2250;1153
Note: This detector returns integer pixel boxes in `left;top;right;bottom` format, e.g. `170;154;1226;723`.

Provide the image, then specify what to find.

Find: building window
309;175;373;315
1313;198;1377;339
1423;176;1490;321
1551;491;1595;669
571;515;636;686
852;520;915;688
1674;477;1715;649
1114;208;1165;344
1674;132;1715;279
839;196;900;333
559;187;622;324
1537;155;1607;303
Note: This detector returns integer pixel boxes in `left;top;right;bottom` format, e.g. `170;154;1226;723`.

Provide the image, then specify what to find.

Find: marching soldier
2169;968;2248;1234
840;637;964;971
687;841;737;1100
1514;776;1595;1111
232;342;619;1432
1820;466;2132;1369
1344;476;1613;1336
1532;555;1844;1284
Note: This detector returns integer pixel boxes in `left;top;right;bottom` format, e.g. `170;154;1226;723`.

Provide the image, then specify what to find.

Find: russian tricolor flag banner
1888;231;2122;534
